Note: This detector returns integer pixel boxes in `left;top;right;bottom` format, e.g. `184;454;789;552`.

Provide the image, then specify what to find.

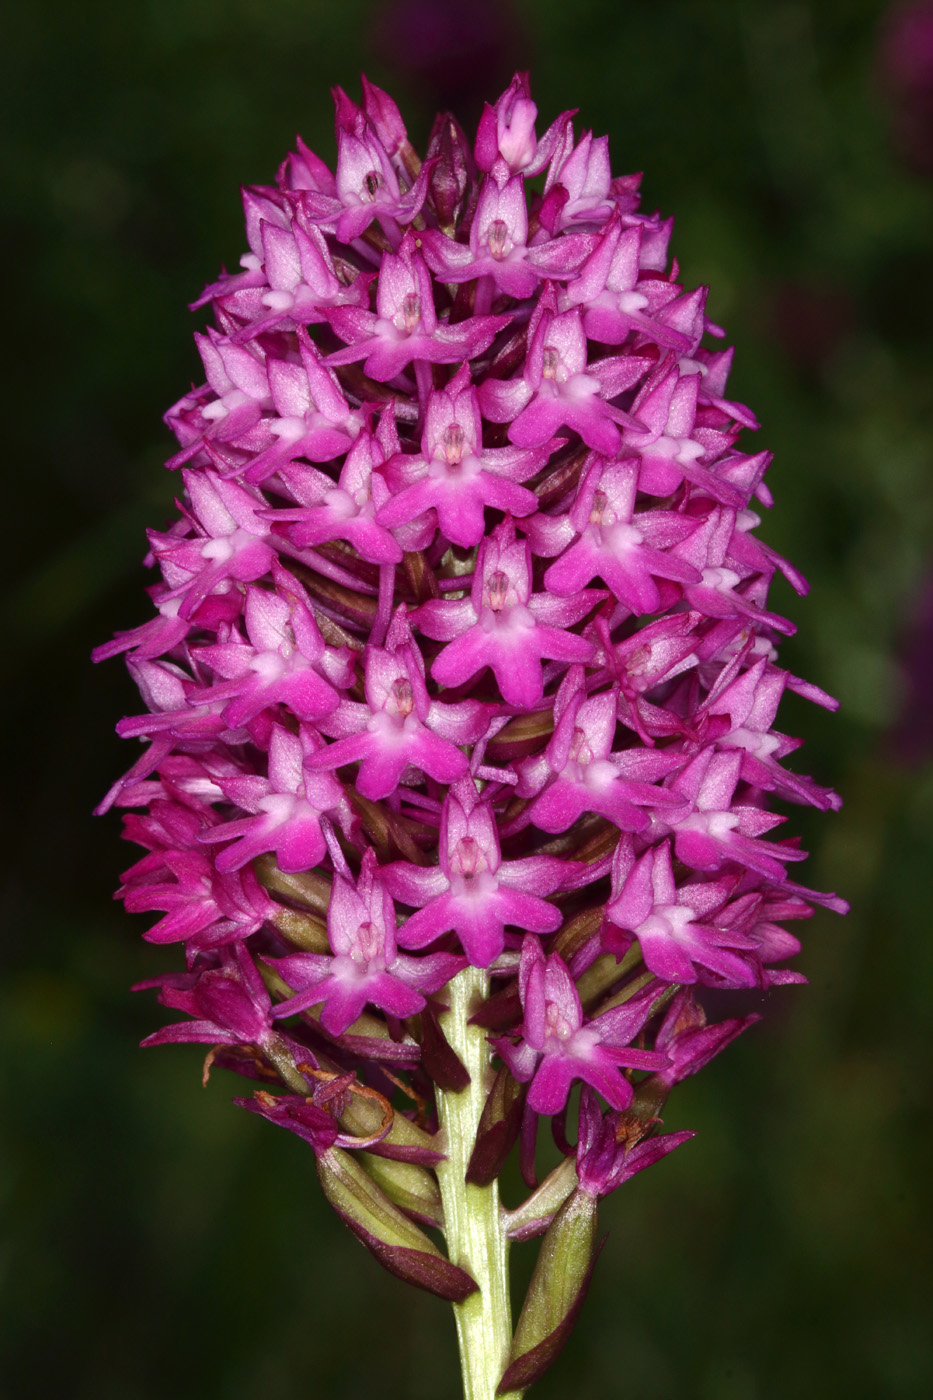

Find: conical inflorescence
97;73;845;1395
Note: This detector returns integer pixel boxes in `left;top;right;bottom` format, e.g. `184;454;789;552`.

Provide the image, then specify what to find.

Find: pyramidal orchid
97;72;846;1400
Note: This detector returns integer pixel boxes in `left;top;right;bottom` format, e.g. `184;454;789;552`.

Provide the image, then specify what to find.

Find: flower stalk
436;968;519;1400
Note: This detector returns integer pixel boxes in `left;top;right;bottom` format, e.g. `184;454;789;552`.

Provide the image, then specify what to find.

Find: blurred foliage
1;1;931;1397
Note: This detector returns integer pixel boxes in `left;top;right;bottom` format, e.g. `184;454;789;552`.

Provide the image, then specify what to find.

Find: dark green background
1;2;931;1397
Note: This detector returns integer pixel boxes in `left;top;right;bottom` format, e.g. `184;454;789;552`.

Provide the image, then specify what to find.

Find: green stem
435;968;522;1400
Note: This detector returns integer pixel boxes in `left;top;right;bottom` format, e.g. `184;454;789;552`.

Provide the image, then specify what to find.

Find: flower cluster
98;74;844;1393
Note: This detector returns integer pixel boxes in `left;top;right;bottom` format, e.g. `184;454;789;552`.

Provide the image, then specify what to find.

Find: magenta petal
527;1055;579;1115
364;971;427;1020
393;950;466;993
446;897;506;966
494;886;562;934
382;862;449;907
406;727;471;785
356;745;413;801
308;731;373;772
528;780;592;833
431;628;496;691
396;895;458;949
319;981;370;1035
142;1020;242;1048
573;1054;636;1112
277;816;328;873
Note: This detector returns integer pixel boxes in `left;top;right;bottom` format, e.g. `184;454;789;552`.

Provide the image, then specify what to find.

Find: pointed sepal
420;999;471;1092
502;1156;578;1242
466;1063;524;1186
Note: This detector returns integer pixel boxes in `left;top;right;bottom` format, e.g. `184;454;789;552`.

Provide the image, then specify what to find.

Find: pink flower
383;779;576;967
138;944;281;1054
325;232;511;382
188;562;353;728
541;454;702;610
267;849;464;1035
376;365;553;546
474;72;570;177
495;936;668;1114
415;518;602;709
198;723;345;874
516;665;683;833
309;606;492;799
478;294;650;455
297;84;434;245
575;1087;695;1198
604;837;757;985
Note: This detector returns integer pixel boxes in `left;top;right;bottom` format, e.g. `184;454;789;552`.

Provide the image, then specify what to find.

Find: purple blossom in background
889;565;933;763
879;1;933;176
97;73;845;1400
372;0;525;116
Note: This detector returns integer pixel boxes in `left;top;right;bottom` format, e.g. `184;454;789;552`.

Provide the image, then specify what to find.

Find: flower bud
317;1146;477;1302
498;1187;600;1393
